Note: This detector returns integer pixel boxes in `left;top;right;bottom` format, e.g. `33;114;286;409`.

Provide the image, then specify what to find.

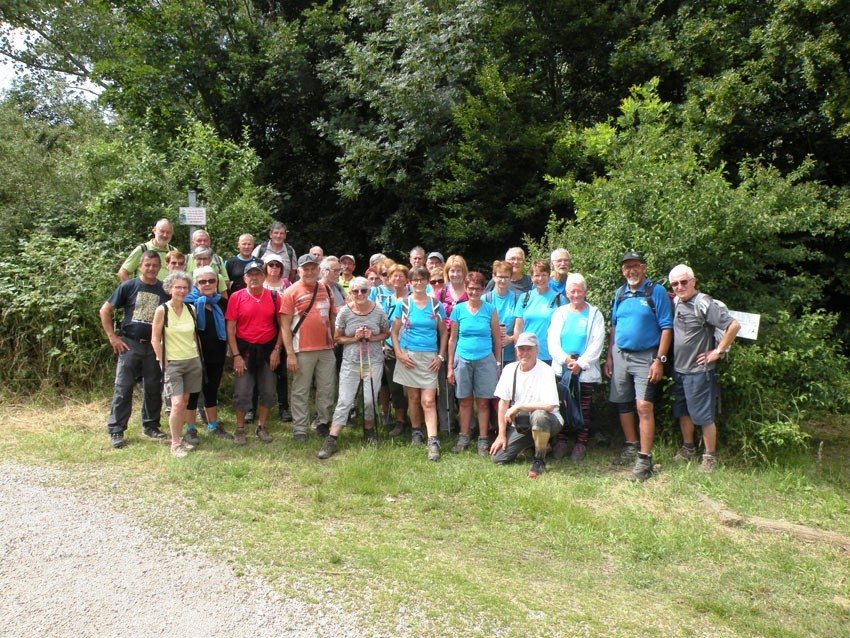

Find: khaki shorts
163;357;203;398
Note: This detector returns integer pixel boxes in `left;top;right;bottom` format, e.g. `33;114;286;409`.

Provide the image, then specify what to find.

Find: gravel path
0;463;368;638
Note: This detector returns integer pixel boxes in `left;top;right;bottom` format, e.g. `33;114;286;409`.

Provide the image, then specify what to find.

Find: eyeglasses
670;279;692;288
380;272;388;277
430;279;444;285
351;288;369;295
266;263;282;269
411;278;427;284
196;279;217;285
466;286;483;292
328;268;341;273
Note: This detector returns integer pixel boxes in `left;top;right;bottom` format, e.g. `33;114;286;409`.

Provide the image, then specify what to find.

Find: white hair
565;272;587;290
668;264;695;281
550;248;570;261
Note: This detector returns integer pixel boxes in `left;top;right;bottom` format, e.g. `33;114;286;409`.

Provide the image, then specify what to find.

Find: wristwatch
654;355;667;363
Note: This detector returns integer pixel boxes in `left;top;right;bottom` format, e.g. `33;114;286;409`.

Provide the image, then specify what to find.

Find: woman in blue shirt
512;259;565;364
391;266;448;460
447;271;500;455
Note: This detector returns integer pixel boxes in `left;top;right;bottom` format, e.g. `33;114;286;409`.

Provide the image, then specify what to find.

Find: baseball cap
244;259;264;273
340;254;356;264
427;251;445;263
262;252;283;265
621;250;645;264
298;253;319;267
515;332;539;347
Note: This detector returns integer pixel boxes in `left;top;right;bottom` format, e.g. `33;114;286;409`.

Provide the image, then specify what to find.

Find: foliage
531;82;850;460
0;234;115;390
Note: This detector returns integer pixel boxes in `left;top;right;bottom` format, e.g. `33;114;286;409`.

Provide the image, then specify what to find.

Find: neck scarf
185;288;226;340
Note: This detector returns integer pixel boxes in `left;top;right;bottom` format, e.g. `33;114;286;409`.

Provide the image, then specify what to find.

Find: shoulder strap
510;364;519;407
270;290;280;329
521;291;531;310
291;284;318;336
256;240;269;259
484;291;494;304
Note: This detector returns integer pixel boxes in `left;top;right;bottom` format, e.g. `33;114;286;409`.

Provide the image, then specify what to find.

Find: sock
428;436;439;444
683;443;696;450
187;425;198;433
329;434;338;441
637;452;652;460
207;420;218;431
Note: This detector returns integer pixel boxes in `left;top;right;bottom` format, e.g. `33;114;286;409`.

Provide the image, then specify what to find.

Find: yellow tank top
164;302;199;361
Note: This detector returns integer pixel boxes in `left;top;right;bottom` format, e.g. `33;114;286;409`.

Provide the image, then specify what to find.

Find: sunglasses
430;279;444;285
670;279;692;288
381;272;388;276
197;278;217;285
266;262;282;268
351;288;369;295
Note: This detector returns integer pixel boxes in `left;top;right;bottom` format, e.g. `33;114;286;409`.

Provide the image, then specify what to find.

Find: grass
1;394;849;637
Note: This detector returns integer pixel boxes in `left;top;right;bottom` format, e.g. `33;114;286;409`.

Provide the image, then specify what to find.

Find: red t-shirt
225;288;281;344
281;281;336;352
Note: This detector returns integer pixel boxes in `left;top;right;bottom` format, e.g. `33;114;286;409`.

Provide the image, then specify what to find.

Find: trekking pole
365;337;378;430
358;337;366;429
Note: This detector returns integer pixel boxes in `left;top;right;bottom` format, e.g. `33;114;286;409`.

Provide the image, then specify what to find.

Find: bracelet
233;354;243;359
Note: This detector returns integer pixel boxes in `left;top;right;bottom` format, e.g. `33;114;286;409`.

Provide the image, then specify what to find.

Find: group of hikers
101;218;740;481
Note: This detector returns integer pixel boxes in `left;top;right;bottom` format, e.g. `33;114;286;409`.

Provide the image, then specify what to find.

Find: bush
0;234;117;391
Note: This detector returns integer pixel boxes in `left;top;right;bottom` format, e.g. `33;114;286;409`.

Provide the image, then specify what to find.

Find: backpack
159;302;206;387
519;289;565;312
612;281;657;319
256;240;297;272
673;292;730;358
400;297;442;346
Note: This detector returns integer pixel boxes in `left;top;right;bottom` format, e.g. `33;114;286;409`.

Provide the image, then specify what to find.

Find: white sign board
728;310;760;340
179;207;207;225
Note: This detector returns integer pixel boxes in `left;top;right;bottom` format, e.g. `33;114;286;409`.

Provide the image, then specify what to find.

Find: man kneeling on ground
490;332;563;478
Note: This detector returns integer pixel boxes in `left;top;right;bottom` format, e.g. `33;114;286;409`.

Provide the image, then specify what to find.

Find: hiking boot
315;423;330;438
316;436;338;459
699;454;717;473
233;428;247;446
411;428;425;446
388;421;405;438
293;431;308;443
143;426;167;440
110;432;125;449
427;439;441;461
184;428;201;446
256;426;273;443
170;443;189;458
673;445;697;463
477;437;491;456
451;434;471;454
593;430;611;447
279;407;292;422
363;428;379;446
570;442;587;461
528;458;546;478
627;454;653;482
244;410;255;424
551;438;569;460
612;442;638;466
209;425;234;440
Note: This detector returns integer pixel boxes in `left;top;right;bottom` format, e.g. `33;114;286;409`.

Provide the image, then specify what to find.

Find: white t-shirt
494;359;563;425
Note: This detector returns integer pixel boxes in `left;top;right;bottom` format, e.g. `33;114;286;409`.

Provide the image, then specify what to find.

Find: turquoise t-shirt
390;298;446;352
485;290;518;363
452;301;495;361
518;288;563;362
559;305;590;356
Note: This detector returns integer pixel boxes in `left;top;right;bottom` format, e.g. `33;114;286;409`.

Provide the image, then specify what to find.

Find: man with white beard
604;251;673;482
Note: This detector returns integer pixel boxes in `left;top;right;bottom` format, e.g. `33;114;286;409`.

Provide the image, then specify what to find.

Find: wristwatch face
656;355;667;363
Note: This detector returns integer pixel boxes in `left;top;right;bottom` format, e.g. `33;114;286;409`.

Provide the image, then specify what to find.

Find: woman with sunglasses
261;253;293;421
181;266;233;443
447;271;500;455
391;266;448;460
428;266;445;299
317;277;390;459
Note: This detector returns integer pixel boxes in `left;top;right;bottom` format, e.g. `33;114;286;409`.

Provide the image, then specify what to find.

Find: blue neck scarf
185;288;226;340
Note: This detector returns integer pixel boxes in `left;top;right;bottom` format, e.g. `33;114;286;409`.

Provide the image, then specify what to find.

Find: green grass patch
1;398;849;637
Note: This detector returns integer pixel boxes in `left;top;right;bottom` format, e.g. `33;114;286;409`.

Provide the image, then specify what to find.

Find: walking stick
365;337;379;430
358;337;366;429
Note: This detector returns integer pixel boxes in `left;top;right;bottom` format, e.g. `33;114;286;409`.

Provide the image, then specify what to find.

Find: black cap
621;250;645;263
244;259;264;273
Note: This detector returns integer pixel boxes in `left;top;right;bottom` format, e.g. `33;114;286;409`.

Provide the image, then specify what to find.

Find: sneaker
477;437;491;456
612;442;638;466
673;445;697;463
427;439;441;461
551;438;569;460
244;410;255;424
279;407;292;422
171;443;189;458
593;429;611;447
388;421;404;438
411;428;425;446
110;432;125;449
234;428;247;446
451;434;470;454
315;423;330;438
627;454;653;482
143;426;167;440
256;426;273;443
293;431;308;443
363;428;379;446
210;425;234;440
316;436;338;459
570;442;587;461
528;458;546;478
184;428;201;446
699;454;717;473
